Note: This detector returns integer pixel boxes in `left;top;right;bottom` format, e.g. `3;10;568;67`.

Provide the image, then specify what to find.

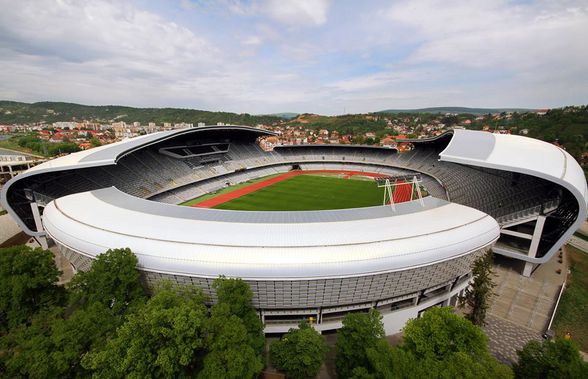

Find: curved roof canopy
0;125;274;235
42;188;499;280
440;129;588;263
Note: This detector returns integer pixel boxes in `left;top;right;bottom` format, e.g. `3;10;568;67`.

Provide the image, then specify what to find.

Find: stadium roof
24;125;275;174
42;187;499;280
440;129;588;263
0;125;274;234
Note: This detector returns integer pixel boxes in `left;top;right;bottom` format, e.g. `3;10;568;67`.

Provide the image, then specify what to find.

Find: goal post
376;174;425;211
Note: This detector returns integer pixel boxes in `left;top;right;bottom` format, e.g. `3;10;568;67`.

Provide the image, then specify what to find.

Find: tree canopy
402;306;489;360
514;338;588;379
0;245;63;332
212;276;265;355
82;283;209;378
198;277;265;379
67;247;146;314
0;247;144;378
270;321;328;379
343;307;513;379
199;312;263;379
336;309;385;378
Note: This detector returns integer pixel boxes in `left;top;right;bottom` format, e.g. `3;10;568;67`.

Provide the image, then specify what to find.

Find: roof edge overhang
0;125;276;235
41;188;500;280
439;129;588;264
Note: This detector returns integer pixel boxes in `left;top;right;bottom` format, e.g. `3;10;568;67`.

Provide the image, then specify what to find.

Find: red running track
393;181;413;203
191;169;415;208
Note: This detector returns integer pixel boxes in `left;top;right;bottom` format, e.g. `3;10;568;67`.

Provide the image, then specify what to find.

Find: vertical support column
523;215;546;277
386;179;396;211
30;202;48;249
8;165;13;178
414;176;425;207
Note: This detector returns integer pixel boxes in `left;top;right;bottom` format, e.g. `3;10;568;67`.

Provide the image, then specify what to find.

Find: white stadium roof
440;129;588;263
2;126;586;276
42;188;499;280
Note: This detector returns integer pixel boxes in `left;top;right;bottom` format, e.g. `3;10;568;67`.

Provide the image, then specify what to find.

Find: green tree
400;307;512;378
336;309;385;378
460;250;496;325
270;320;328;379
1;248;148;378
357;338;428;379
82;283;208;378
89;137;102;147
514;338;588;379
212;276;264;354
0;303;118;378
198;277;265;379
349;309;513;379
199;312;263;379
0;245;63;332
402;307;488;360
436;351;513;379
68;247;145;314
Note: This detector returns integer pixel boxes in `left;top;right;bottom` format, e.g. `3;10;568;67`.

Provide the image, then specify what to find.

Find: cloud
0;0;586;115
242;35;262;46
386;0;588;71
261;0;331;26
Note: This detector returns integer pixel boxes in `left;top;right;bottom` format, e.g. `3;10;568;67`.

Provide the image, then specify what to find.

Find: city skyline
0;0;587;115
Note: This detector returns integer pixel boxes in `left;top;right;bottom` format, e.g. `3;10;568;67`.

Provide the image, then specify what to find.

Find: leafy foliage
514;338;588;379
82;283;208;378
400;307;511;378
198;277;265;379
0;246;143;378
0;245;64;332
16;134;80;156
460;250;496;325
212;276;265;354
336;309;385;378
402;306;488;360
199;312;263;379
348;307;512;378
0;303;118;378
67;247;146;314
270;321;328;379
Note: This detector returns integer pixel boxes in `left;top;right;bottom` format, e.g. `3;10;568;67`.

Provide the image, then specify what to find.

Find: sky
0;0;587;115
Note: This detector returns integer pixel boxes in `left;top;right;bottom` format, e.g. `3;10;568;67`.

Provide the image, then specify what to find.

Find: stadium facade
1;126;586;334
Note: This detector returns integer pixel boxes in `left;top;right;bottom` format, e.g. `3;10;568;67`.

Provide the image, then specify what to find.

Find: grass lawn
180;173;282;206
552;245;588;351
213;174;384;211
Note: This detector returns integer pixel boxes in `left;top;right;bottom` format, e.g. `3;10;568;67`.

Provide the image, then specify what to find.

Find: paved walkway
480;252;568;365
0;213;21;245
490;253;565;332
483;314;543;365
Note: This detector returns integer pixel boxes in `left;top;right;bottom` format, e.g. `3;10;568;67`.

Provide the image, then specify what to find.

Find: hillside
287;113;387;134
261;112;299;119
0;101;283;125
378;107;536;115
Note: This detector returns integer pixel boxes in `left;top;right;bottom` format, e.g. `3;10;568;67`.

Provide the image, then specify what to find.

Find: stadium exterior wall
54;239;489;334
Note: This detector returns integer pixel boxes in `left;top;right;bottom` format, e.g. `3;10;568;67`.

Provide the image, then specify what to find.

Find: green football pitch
213;174;385;211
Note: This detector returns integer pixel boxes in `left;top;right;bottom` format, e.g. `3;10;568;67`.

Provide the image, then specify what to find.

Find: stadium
1;125;586;334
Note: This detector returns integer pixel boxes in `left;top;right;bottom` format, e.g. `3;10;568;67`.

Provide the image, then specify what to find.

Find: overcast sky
0;0;587;115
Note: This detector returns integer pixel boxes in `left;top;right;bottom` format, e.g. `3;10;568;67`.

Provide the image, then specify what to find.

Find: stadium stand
3;125;586;333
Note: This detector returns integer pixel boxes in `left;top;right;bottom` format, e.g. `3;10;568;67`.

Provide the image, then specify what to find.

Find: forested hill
378;106;536;115
0;101;284;125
